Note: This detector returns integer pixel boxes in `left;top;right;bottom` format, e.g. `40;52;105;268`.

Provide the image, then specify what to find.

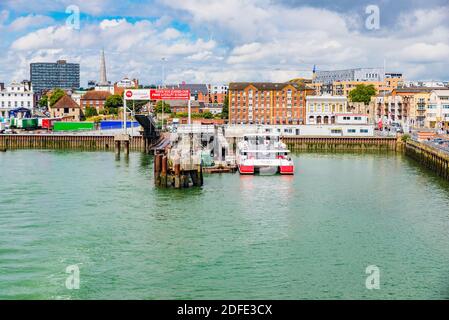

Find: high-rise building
30;60;80;93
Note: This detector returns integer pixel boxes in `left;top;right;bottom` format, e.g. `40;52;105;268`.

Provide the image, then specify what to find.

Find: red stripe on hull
280;165;294;175
238;165;254;174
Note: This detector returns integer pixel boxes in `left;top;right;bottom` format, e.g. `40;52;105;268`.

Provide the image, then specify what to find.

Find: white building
0;81;34;117
426;90;449;129
115;77;138;89
208;84;229;94
306;95;348;124
335;114;369;125
226;124;374;137
402;81;449;88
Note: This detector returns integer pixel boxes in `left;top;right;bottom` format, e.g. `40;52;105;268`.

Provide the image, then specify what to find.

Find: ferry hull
238;165;254;174
280;165;294;175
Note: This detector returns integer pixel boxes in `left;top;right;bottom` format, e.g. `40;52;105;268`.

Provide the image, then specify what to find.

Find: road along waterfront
1;150;449;299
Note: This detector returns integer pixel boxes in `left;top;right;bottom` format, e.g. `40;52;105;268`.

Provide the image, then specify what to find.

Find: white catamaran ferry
236;133;294;175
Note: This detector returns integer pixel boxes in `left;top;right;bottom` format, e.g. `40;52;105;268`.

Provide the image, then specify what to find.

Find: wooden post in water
124;140;130;156
161;155;168;188
174;163;181;189
154;153;162;186
115;140;121;156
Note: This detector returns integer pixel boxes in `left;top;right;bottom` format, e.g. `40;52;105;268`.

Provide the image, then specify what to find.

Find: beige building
333;74;403;97
427;90;449;129
49;95;82;121
306;95;348;124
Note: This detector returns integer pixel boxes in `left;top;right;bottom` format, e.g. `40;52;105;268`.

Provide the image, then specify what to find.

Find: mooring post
124;140;130;156
154;153;162;186
161;155;168;188
174;163;181;189
115;140;121;156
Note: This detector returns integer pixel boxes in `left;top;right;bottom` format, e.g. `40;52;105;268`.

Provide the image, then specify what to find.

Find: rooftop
229;82;313;91
51;95;80;109
81;90;112;100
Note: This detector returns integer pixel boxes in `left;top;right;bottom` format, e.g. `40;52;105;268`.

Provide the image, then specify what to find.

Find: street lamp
161;57;166;131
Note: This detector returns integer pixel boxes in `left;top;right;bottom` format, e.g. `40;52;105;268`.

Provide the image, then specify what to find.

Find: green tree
49;88;65;106
38;95;48;108
154;101;171;113
104;94;123;115
84;106;98;118
202;111;213;119
221;94;229;119
348;84;377;105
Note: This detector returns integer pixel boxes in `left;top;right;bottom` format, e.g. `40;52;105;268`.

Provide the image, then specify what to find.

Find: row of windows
341;116;363;121
0;93;32;97
82;101;103;105
332;129;369;134
1;101;31;107
56;108;77;113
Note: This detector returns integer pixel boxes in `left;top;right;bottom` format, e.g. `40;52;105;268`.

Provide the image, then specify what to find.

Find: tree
38;95;48;109
104;94;123;115
202;111;213;119
154;101;171;113
84;106;98;118
348;84;377;105
49;88;65;106
221;94;229;119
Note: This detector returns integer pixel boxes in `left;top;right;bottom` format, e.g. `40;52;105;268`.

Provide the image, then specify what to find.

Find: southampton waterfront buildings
0;81;34;117
30;60;80;94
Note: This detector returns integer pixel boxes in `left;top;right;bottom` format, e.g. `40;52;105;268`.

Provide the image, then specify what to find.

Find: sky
0;0;448;86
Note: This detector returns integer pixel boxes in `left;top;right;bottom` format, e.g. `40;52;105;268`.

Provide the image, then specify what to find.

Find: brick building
228;82;314;125
80;90;111;112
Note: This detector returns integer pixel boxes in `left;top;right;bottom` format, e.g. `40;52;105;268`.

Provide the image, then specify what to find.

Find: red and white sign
124;89;151;100
150;89;190;100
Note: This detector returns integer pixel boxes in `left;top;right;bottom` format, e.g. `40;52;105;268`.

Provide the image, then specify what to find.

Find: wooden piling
115;140;121;156
160;156;168;188
174;163;181;189
154;154;162;187
124;141;130;155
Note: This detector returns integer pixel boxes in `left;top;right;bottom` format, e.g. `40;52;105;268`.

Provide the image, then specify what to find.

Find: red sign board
150;89;190;100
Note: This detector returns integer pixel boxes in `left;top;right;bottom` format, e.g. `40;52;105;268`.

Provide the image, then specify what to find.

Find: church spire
99;49;108;86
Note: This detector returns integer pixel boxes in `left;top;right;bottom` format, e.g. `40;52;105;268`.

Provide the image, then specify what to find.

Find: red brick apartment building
197;92;227;104
228;82;315;125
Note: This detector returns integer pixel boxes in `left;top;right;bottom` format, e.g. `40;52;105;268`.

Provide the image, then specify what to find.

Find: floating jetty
153;125;237;188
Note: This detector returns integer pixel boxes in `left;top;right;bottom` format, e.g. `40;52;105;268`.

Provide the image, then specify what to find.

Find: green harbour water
1;150;449;299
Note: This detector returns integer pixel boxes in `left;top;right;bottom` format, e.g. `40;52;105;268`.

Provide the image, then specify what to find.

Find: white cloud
398;42;449;63
2;1;449;84
99;19;126;30
8;14;54;31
